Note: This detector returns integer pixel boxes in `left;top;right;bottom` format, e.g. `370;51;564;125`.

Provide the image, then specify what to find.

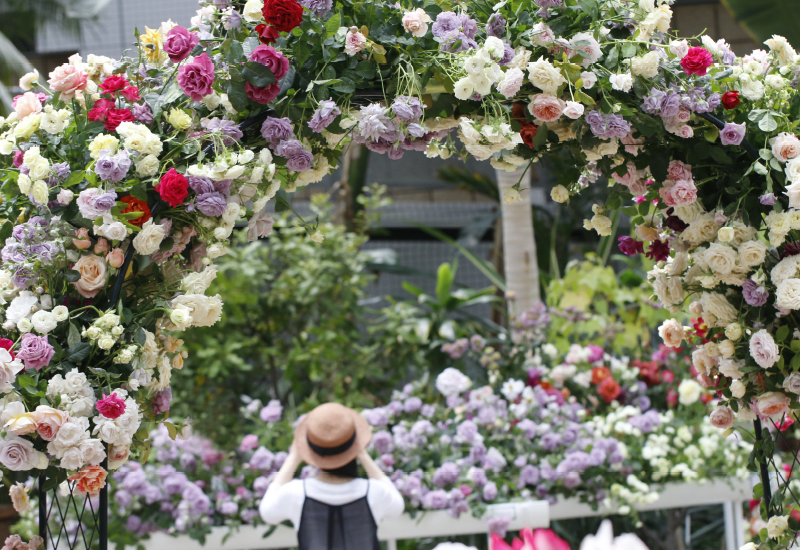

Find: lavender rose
0;436;45;471
308;99;341;132
391;96;424;123
153;388;172;415
719;121;747;146
276;140;313;172
195;192;228;217
95;150;131;183
16;333;55;371
260;117;294;148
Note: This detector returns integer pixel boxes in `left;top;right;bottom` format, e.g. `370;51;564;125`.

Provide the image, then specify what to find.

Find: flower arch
1;0;799;542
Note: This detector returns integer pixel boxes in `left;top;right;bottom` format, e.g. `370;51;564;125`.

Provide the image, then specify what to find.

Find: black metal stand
754;418;773;517
38;461;108;550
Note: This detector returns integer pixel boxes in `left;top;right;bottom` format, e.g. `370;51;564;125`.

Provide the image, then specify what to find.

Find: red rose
121;87;140;102
722;90;740;110
104;108;134;131
255;24;281;45
120;195;152;227
680;46;714;76
100;75;129;94
511;103;527;121
0;338;14;359
245;81;282;104
87;99;115;122
591;366;612;385
155;168;189;207
261;0;304;33
597;377;621;404
519;122;538;148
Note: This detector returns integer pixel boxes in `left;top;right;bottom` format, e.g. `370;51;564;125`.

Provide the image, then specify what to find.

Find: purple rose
219;501;238;515
432;462;460;487
486;13;506;37
743;279;769;306
391;96;424;123
16;333;54;371
132;103;154;124
456;420;478;442
308;99;341;132
519;465;539;486
201;118;243;146
95;150;131;183
259;400;283;422
423;489;449;509
261;117;294;148
125;515;142;533
372;430;393;454
487;516;511;536
500;42;515;65
92;190;118;212
300;0;332;17
195;192;228;217
188;176;216;195
482;481;498;501
153;388;172;415
250;447;275;471
403;397;422;413
164;26;200;62
254;476;270;496
719;122;746;146
162;472;188;494
177;53;215;101
276;140;313;172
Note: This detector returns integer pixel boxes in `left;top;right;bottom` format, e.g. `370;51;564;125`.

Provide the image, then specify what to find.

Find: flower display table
134;479;751;550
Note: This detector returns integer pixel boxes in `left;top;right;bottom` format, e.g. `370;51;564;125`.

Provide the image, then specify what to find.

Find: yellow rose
13;113;41;140
167;109;192;131
550;185;569;203
139;26;166;63
31;180;48;205
89;134;119;159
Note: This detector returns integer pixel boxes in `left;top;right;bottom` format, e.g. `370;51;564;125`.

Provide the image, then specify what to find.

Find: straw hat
293;403;372;469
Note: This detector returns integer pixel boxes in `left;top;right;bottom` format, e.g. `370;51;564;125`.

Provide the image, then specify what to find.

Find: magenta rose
164;26;200;63
177;53;215;101
680;46;714;76
96;393;127;419
245;82;281;105
249;45;290;80
16;333;54;371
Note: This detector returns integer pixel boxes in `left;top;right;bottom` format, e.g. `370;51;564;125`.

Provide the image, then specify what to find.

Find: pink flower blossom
95;393;126;420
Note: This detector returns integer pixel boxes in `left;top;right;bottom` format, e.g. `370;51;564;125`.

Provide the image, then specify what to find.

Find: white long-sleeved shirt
259;477;404;529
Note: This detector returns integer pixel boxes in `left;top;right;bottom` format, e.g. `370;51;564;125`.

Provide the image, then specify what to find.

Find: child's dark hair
322;459;359;479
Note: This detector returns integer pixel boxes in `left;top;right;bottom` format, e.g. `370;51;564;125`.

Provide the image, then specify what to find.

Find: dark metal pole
38;473;47;546
754;418;773;517
99;447;108;550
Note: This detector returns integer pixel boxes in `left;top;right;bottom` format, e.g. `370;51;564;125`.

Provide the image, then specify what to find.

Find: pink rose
709;406;735;429
94;238;110;255
96;393;126;419
47;64;88;101
16;334;54;372
528;93;564;122
749;329;779;369
677;107;691;123
345;29;367;56
73;254;107;298
177;53;215;101
35;407;68;441
677;125;693;139
249;45;290;81
73;228;91;250
770;132;800;163
402;8;431;37
667;160;692;182
13;93;41;121
757;392;791;419
563;101;585;119
496;68;524;99
245;82;281;104
680;46;714;76
164;26;200;63
669;179;697;206
239;434;259;452
107;248;125;268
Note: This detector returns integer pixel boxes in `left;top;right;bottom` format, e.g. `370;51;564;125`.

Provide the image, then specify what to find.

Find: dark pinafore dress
297;480;380;550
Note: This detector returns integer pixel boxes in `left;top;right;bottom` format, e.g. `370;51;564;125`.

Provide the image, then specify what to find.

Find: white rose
766;515;789;539
669;39;689;58
737;240;767;267
243;0;265;21
527;57;567;95
730;380;746;398
52;306;69;322
610;73;633;92
776;278;800;310
740;77;765;101
97;222;128;242
785;157;800;184
6;292;38;325
57;189;74;205
169;305;193;330
551;185;569;203
630;51;660;78
435;367;472;397
180;265;217;295
579;71;597;89
132;220;166;255
31;180;48;206
17;174;31;195
98;336;115;350
31;310;56;334
678;379;702;406
725;323;743;341
135;155;160;178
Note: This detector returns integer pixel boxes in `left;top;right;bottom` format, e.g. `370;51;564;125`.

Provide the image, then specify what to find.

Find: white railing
135;478;752;550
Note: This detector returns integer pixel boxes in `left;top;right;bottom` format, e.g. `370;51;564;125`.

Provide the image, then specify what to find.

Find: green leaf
159;237;175;252
777;325;790;341
242;37;260;58
242;62;277;87
574;90;595;105
325;13;341;38
621;43;637;58
135;327;147;347
791;340;800;353
533;122;548;149
604;46;619;70
65;342;91;363
64;270;81;283
295;40;313;67
62;170;86;188
709;147;733;165
226;80;249;113
68;323;81;349
274;196;292;213
227;40;244;64
331;77;355;94
435;263;454;306
791;352;800;371
129;184;148;202
17;374;35;388
759;114;777;132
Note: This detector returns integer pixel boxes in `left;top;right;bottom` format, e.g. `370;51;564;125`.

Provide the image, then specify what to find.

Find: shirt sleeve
259;479;305;529
367;477;405;523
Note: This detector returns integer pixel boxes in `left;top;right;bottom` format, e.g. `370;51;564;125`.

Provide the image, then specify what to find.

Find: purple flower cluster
299;0;332;17
188;176;231;217
276;140;314;172
201;117;244;147
308;99;341;132
260;116;295;148
1;217;63;287
585;110;632;139
95;149;132;183
431;12;478;52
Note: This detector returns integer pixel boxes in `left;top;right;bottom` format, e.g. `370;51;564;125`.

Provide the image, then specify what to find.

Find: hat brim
293;409;372;470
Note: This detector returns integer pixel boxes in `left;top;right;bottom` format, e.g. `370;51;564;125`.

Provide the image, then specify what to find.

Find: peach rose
757;391;791;419
658;319;685;347
34;406;68;441
9;482;30;513
73;254;107;298
14;93;42;121
402;8;431;37
108;444;131;469
709;406;735;429
73;228;91;250
107;248;125;269
47;64;88;101
691;347;716;376
528;93;564;123
94;238;109;255
770;132;800;163
68;465;107;496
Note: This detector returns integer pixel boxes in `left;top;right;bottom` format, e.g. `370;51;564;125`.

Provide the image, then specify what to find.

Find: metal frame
38;471;108;550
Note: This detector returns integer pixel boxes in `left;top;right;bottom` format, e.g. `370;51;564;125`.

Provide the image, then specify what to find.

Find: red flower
155;168;189;207
633;359;661;386
700;393;713;405
245;81;282;104
0;338;14;359
680;47;714;76
120;195;152;227
519;122;538;148
511;102;527;121
646;239;670;261
618;236;644;256
722;91;740;110
121;87;140;102
591;366;612;385
87;99;115;122
255;24;281;45
100;75;129;94
261;0;304;33
667;388;678;408
691;317;708;339
597;377;621;404
104;108;135;132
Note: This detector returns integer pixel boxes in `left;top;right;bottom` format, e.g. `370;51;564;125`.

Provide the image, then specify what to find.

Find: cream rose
550;185;569;203
766;515;789;539
737;240;767;267
630;51;660;78
691;348;715;376
718;339;735;358
402;8;431;37
704;243;737;275
758;392;791;419
132;220;166;256
740;77;765;101
73;254;107;299
35;406;68;441
590;214;613;236
770;132;800;163
776;278;800;310
658;319;684;348
730;380;746;398
242;0;265;21
678;379;702;406
527;57;566;95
